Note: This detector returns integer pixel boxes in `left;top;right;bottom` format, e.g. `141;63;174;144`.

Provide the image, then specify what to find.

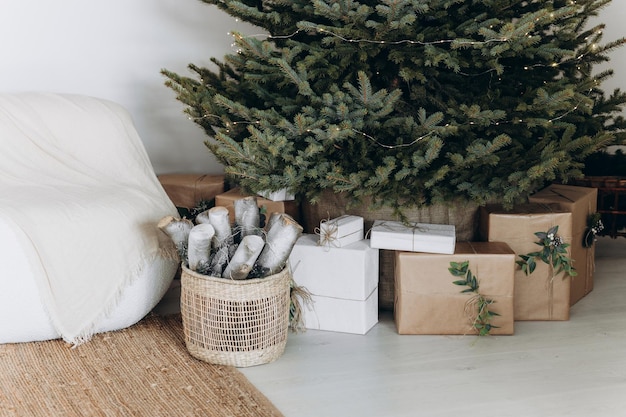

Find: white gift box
318;215;364;249
370;220;456;254
257;188;295;201
302;289;378;335
288;234;379;334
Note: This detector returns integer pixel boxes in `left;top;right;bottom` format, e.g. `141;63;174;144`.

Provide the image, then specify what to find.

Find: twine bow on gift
315;215;363;250
449;259;498;336
315;217;341;250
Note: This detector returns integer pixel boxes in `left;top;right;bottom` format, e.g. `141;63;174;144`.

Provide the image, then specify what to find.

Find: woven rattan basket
180;265;291;367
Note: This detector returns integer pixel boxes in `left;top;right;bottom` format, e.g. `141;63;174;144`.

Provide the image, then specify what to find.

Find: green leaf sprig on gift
516;225;577;278
583;213;604;248
449;261;499;336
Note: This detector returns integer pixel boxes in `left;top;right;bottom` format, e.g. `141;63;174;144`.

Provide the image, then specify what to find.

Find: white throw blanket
0;93;178;344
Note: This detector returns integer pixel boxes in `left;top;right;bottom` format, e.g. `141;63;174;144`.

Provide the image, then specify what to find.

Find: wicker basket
180;265;291;367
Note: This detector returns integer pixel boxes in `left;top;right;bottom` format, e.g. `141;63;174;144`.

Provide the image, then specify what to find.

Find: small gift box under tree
317;215;364;248
157;173;225;213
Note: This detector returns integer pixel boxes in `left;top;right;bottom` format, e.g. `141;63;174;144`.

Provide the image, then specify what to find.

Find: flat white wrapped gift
318;215;364;249
289;234;379;334
257;188;295;201
370;220;456;254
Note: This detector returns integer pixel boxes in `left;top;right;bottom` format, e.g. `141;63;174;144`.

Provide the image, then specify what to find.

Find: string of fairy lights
190;11;605;151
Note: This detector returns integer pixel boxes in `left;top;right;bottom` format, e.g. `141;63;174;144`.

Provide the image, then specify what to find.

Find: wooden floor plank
239;237;626;417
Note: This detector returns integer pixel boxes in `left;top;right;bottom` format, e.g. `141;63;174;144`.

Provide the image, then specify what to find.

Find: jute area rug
0;314;284;417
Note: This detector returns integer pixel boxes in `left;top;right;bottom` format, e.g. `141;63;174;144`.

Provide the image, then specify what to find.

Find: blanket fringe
67;250;177;347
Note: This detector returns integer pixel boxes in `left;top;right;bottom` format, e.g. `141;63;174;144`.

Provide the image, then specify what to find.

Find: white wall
591;1;626;95
0;0;257;175
1;1;625;175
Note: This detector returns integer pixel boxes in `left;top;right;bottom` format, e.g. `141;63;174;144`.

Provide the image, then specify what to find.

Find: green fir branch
516;225;578;278
162;0;626;211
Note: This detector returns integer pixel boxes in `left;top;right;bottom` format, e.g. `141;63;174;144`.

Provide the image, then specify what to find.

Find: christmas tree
162;0;626;211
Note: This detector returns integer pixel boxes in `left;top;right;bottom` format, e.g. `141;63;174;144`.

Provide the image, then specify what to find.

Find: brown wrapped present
529;184;598;305
157;174;225;209
479;203;573;321
394;241;515;335
215;188;300;225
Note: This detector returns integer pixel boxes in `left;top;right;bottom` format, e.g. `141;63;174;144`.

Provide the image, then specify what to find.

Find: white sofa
0;93;179;344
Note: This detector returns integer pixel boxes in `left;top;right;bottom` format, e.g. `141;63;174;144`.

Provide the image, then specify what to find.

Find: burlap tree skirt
301;190;480;310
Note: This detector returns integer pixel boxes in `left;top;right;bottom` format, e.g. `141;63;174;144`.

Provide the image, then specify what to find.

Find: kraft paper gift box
157;174;225;209
370;220;456;254
318;215;364;248
478;203;573;321
528;184;598;305
394;241;515;335
288;234;379;334
215;188;300;225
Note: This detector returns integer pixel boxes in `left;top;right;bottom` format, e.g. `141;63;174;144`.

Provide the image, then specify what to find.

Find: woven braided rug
0;314;284;417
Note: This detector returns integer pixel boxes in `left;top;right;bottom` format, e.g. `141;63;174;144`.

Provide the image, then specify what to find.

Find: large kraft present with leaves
394;241;515;335
528;184;598;305
215;188;300;225
479;204;574;321
158;174;225;210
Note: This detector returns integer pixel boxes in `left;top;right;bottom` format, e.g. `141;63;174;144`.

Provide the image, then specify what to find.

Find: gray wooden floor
236;237;626;417
156;237;626;417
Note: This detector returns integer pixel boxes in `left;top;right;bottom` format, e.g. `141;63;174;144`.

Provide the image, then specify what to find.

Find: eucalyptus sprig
449;261;499;336
516;225;577;277
583;213;604;248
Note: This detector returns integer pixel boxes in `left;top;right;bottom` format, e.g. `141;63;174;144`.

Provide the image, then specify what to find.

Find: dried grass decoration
158;197;305;366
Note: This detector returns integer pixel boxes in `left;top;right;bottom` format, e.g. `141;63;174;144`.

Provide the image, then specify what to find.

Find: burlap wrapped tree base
301;190;480;310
